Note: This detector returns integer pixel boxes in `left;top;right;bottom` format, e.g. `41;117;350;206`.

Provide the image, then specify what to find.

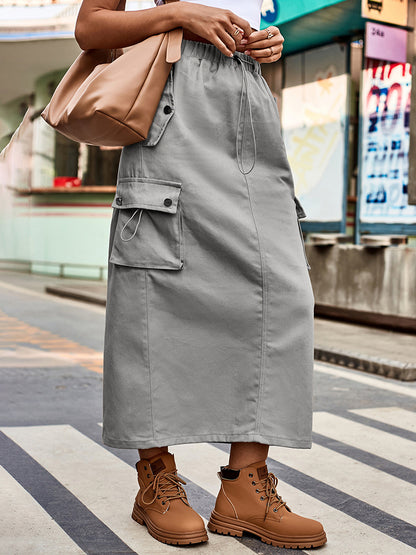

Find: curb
45;285;416;382
314;346;416;382
45;286;106;306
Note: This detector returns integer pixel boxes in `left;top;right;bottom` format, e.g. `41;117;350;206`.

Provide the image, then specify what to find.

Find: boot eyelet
162;501;166;505
147;474;151;478
157;495;161;499
251;481;256;486
144;466;147;470
248;473;253;478
260;496;265;501
273;507;278;512
255;489;260;493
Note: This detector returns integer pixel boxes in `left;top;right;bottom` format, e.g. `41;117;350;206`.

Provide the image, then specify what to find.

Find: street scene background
0;0;416;554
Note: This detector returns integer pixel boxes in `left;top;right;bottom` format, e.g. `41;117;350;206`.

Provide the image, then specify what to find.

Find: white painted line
1;425;246;555
315;362;416;399
172;443;415;555
0;280;105;314
314;412;416;471
0;465;85;555
0;347;78;368
268;441;415;527
350;407;416;434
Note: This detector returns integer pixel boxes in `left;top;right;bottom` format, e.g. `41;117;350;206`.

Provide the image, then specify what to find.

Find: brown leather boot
208;460;327;549
132;451;208;545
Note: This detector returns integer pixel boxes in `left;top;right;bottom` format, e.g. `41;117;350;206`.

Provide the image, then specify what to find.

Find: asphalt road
0;273;415;554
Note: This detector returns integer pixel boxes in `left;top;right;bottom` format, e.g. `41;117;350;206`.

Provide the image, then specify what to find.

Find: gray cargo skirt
102;40;315;449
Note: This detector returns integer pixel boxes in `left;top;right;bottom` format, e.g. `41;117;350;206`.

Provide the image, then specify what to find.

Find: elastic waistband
180;39;261;75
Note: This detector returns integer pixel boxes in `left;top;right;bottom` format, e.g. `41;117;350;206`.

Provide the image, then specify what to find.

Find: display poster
359;59;416;223
281;43;349;221
261;0;346;26
361;0;408;27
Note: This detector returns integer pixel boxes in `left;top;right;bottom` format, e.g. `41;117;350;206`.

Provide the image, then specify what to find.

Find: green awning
261;0;364;54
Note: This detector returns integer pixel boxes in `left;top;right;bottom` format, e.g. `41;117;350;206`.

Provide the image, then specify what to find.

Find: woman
75;0;326;549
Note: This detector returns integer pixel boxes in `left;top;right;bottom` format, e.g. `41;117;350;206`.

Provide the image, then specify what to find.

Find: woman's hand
240;26;284;64
178;3;252;58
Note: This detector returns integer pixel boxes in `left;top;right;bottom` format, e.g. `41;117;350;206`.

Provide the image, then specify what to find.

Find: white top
157;1;263;30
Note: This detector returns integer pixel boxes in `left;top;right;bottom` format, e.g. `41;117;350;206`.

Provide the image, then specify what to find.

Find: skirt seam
102;431;312;449
144;269;155;439
242;172;267;434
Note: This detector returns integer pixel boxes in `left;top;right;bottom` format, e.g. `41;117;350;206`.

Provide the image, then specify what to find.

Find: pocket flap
294;196;307;219
112;177;182;214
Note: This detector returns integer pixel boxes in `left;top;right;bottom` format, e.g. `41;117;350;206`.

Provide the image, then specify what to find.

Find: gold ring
269;47;273;56
233;26;241;36
266;28;274;39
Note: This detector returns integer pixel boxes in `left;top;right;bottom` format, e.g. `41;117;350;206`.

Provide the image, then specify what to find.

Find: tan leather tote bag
41;0;182;147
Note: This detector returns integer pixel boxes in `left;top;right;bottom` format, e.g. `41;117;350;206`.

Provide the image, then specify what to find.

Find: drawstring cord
234;55;257;175
120;208;144;242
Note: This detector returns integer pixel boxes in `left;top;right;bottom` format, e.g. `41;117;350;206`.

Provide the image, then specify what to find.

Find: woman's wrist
163;1;187;30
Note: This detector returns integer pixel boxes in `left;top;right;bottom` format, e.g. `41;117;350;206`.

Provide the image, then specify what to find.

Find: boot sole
208;509;327;549
132;502;208;546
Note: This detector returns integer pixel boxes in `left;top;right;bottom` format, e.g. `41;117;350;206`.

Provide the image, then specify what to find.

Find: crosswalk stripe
313;412;416;472
171;443;415;555
0;465;85;555
1;425;254;555
349;407;416;434
314;363;416;399
268;440;415;527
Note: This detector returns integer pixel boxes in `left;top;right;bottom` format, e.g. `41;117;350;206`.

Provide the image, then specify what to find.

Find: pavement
0;268;415;554
20;269;414;382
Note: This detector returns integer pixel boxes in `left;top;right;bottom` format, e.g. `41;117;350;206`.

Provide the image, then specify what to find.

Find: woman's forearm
75;1;252;58
75;2;182;51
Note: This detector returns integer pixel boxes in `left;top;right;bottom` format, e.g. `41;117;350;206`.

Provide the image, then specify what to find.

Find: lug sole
132;502;208;546
208;510;327;549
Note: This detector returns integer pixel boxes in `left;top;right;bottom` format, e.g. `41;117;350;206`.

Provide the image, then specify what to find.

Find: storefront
261;0;416;242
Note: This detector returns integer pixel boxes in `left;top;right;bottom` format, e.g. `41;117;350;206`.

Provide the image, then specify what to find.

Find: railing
0;258;106;280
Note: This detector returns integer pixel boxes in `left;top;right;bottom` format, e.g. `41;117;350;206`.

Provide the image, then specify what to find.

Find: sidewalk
1;269;415;381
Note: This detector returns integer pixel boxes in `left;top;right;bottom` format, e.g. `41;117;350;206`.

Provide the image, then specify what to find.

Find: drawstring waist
234;55;257;175
181;40;259;176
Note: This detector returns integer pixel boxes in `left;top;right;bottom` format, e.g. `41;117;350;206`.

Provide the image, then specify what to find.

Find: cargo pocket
109;177;183;270
294;196;311;271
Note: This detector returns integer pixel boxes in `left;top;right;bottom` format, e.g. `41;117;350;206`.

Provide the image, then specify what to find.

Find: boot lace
253;472;287;519
142;471;188;507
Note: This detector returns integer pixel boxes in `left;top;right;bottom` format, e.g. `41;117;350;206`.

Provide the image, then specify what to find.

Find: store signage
365;22;407;63
261;0;346;27
361;0;408;27
359;59;416;223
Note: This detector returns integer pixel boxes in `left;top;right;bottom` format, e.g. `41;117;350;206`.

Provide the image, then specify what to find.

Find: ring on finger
269;46;273;56
233;25;242;36
266;27;274;39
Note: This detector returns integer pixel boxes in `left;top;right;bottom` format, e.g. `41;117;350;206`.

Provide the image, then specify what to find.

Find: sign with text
361;0;408;27
365;22;407;64
359;59;416;223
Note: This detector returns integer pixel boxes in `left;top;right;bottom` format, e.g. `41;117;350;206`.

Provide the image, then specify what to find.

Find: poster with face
359;59;416;223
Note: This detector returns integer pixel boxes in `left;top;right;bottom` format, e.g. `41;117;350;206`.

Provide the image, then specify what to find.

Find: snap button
116;197;122;206
163;105;172;115
163;198;173;207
